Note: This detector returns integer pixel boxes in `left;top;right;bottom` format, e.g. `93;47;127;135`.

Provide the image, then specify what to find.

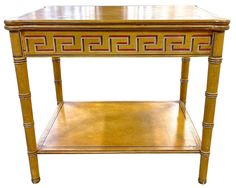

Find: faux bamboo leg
14;57;40;183
180;57;190;104
52;57;63;104
10;32;40;184
198;32;225;184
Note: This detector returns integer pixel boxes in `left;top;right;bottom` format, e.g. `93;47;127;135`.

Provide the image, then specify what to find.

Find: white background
0;0;235;187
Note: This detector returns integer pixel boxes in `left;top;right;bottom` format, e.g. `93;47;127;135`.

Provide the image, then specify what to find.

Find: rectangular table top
5;5;229;30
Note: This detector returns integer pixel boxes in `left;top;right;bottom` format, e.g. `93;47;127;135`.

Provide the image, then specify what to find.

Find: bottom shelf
37;101;201;154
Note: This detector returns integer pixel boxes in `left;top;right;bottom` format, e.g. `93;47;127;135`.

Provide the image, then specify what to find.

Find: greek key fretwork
22;31;213;56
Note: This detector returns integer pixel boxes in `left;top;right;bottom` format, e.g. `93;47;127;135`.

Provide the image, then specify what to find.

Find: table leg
52;57;63;104
180;57;190;105
10;32;40;183
198;32;225;184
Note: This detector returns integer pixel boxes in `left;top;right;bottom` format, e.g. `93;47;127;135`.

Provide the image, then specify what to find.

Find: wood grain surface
38;101;201;154
5;5;229;23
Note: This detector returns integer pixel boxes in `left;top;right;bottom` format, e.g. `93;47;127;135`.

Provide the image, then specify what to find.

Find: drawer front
21;31;213;57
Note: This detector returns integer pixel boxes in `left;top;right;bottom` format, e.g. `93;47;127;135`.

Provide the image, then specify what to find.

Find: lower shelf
37;101;201;154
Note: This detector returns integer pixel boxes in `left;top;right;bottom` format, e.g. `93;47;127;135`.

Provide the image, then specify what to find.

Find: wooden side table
5;5;230;184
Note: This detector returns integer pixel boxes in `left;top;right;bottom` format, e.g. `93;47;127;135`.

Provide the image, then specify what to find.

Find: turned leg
180;57;190;104
198;32;225;184
10;32;40;183
52;57;63;104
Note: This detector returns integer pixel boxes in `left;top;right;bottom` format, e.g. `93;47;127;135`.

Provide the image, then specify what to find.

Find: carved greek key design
22;31;213;56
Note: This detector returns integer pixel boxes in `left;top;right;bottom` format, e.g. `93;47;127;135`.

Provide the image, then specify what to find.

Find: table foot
32;177;40;184
198;178;207;185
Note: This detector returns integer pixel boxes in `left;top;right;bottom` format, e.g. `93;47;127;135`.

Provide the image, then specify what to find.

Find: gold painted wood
5;5;230;184
10;32;40;184
21;31;213;57
38;101;200;154
180;57;190;104
198;31;225;184
4;6;229;31
52;57;63;104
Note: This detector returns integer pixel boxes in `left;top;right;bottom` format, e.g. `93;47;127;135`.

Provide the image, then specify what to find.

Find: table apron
19;31;213;57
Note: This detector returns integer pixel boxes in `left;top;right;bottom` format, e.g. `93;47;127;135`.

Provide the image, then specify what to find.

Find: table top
5;5;229;26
